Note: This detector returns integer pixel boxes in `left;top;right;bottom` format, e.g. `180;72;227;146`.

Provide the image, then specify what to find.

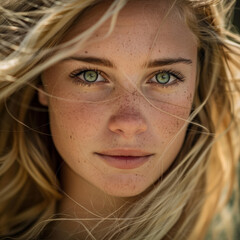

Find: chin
99;173;153;198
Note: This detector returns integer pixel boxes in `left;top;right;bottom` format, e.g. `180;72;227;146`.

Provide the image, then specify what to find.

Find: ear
38;86;49;106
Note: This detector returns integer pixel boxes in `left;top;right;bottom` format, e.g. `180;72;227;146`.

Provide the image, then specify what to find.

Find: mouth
95;149;154;169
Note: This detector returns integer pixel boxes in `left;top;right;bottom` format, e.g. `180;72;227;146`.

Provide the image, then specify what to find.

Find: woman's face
40;0;197;197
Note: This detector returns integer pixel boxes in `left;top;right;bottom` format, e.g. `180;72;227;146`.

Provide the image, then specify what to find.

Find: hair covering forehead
179;0;221;5
176;0;228;12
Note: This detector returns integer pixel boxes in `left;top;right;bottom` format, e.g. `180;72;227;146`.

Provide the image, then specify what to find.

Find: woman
0;0;239;239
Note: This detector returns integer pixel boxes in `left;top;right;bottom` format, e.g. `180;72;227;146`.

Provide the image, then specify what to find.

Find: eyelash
69;67;106;87
69;68;185;87
148;69;185;86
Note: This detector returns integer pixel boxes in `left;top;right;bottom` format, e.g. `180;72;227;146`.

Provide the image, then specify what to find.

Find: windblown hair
0;0;239;239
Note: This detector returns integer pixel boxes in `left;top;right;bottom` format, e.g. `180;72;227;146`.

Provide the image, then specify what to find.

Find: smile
95;149;154;169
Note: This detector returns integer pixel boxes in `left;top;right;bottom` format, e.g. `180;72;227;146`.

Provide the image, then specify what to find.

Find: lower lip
97;154;152;169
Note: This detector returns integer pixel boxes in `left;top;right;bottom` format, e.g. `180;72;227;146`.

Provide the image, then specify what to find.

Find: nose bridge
114;88;145;116
108;91;148;139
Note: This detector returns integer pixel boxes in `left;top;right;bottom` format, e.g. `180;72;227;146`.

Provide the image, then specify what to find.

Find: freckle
187;93;192;100
70;135;72;139
84;51;88;54
95;34;99;37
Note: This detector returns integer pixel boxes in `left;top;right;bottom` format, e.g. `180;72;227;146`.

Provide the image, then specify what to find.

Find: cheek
150;100;190;174
48;100;107;148
150;92;192;138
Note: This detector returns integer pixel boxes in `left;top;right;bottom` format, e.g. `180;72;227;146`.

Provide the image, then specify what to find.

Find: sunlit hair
0;0;239;239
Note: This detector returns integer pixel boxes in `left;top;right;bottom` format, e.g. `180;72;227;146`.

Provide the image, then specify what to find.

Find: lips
95;149;154;169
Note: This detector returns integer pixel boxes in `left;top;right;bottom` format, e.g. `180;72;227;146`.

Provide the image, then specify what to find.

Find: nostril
136;125;147;134
115;128;124;135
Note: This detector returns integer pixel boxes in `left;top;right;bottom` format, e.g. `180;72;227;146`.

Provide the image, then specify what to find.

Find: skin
39;0;197;233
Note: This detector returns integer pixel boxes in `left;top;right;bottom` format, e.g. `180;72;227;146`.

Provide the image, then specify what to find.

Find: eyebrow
65;56;115;68
65;56;192;68
147;57;192;67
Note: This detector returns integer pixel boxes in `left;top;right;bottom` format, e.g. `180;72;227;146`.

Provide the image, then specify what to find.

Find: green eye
155;72;170;84
84;70;98;82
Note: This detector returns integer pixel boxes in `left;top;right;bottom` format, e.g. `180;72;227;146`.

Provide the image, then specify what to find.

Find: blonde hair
0;0;239;239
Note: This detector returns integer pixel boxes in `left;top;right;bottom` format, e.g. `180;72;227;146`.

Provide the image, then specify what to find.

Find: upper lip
95;149;154;157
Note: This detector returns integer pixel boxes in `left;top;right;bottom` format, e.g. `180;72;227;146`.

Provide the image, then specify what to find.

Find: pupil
84;71;97;82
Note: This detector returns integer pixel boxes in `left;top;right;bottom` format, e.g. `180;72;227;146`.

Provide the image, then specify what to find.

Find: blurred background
233;1;240;31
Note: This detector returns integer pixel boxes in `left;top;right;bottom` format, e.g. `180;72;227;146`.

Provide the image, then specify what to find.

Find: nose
108;112;147;139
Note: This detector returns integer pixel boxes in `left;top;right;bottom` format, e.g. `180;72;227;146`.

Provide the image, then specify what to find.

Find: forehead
63;0;197;62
